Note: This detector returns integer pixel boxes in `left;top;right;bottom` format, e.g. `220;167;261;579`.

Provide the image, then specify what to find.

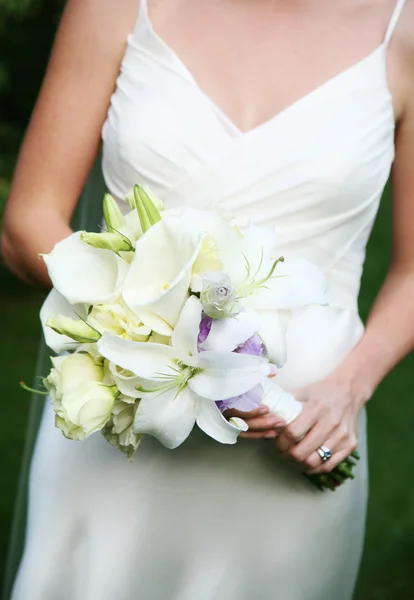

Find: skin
2;0;414;475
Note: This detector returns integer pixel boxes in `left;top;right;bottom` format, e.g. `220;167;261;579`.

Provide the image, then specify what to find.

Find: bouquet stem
303;451;360;491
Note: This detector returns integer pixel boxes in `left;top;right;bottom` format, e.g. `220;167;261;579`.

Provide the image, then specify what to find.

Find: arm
0;0;139;286
272;31;414;474
228;13;414;473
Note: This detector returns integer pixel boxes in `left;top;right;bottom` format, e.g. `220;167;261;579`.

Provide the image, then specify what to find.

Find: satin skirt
10;306;369;600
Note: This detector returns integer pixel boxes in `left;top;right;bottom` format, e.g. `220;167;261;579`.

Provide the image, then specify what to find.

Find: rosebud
46;315;101;343
200;272;241;320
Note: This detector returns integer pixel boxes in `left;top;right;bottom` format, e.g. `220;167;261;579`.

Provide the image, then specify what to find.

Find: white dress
10;1;406;599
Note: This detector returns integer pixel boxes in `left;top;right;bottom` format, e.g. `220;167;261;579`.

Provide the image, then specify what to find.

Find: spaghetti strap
139;0;149;20
384;0;407;45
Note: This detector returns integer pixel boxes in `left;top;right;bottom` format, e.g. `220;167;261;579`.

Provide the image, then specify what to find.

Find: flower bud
80;231;133;253
103;193;125;233
133;185;162;233
46;316;101;343
200;272;240;320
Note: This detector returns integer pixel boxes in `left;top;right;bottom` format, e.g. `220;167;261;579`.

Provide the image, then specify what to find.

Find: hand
224;406;287;440
274;377;363;474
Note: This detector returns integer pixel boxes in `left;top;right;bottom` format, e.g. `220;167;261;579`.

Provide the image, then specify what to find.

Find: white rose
44;353;117;440
87;302;151;342
102;398;142;459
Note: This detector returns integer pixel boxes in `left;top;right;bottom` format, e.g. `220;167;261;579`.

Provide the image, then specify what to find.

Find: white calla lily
98;296;269;448
193;397;248;444
122;219;203;336
43;232;128;305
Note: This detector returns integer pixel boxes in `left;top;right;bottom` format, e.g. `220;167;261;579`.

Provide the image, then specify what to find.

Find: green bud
80;231;133;253
133;185;162;233
103;193;125;233
46;315;101;343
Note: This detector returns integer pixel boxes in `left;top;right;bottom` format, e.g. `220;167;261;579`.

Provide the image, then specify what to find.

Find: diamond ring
316;445;332;462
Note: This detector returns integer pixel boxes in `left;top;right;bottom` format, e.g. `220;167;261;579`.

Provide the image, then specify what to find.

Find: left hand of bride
274;376;363;474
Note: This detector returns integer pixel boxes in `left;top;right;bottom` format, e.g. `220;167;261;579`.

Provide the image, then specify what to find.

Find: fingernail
265;431;276;439
259;407;269;415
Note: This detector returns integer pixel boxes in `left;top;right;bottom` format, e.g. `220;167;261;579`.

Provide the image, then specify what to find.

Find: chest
148;0;401;132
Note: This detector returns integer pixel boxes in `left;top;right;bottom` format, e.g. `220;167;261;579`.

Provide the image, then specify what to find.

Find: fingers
224;406;269;420
278;415;339;465
306;433;358;474
223;406;286;440
239;430;279;440
275;402;321;453
274;398;358;474
239;414;286;440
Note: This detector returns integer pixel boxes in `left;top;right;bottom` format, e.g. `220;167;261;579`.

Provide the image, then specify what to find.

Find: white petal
200;309;260;352
245;258;327;310
172;296;202;359
130;307;174;337
261;378;303;424
196;397;248;444
108;362;143;398
98;333;176;379
133;386;196;449
122;210;142;241
257;310;290;368
190;351;270;400
43;232;128;305
122;218;203;332
40;289;87;353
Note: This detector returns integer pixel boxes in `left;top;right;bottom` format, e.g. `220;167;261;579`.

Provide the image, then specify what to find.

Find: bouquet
25;186;359;490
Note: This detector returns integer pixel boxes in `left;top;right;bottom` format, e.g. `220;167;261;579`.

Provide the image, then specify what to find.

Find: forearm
1;204;72;287
332;266;414;406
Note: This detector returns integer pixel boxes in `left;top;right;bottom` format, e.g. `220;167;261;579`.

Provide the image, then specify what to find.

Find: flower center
236;251;285;299
136;361;200;396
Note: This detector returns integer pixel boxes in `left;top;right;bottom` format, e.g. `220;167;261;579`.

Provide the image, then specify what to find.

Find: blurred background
1;1;414;598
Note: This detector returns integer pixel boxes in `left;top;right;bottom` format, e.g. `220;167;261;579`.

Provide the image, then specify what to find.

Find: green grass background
1;186;414;598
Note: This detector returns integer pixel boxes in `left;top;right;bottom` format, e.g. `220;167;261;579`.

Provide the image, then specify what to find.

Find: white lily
122;218;204;336
177;210;326;367
98;296;270;448
43;231;128;306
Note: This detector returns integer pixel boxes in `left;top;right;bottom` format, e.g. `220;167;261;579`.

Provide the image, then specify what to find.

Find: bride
2;1;413;599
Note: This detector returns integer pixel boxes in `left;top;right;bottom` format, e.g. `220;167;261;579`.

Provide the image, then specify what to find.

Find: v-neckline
142;8;389;137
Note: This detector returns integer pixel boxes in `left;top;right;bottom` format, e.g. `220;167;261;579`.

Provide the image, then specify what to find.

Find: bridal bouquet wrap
28;186;359;490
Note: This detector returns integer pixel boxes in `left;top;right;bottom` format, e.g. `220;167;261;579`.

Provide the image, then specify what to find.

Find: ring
316;445;332;462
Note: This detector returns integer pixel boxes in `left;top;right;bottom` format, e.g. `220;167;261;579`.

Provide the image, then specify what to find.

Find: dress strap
384;0;407;46
138;0;148;20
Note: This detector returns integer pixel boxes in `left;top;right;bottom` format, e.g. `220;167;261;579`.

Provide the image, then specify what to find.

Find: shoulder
60;0;140;47
386;0;414;122
393;0;414;51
